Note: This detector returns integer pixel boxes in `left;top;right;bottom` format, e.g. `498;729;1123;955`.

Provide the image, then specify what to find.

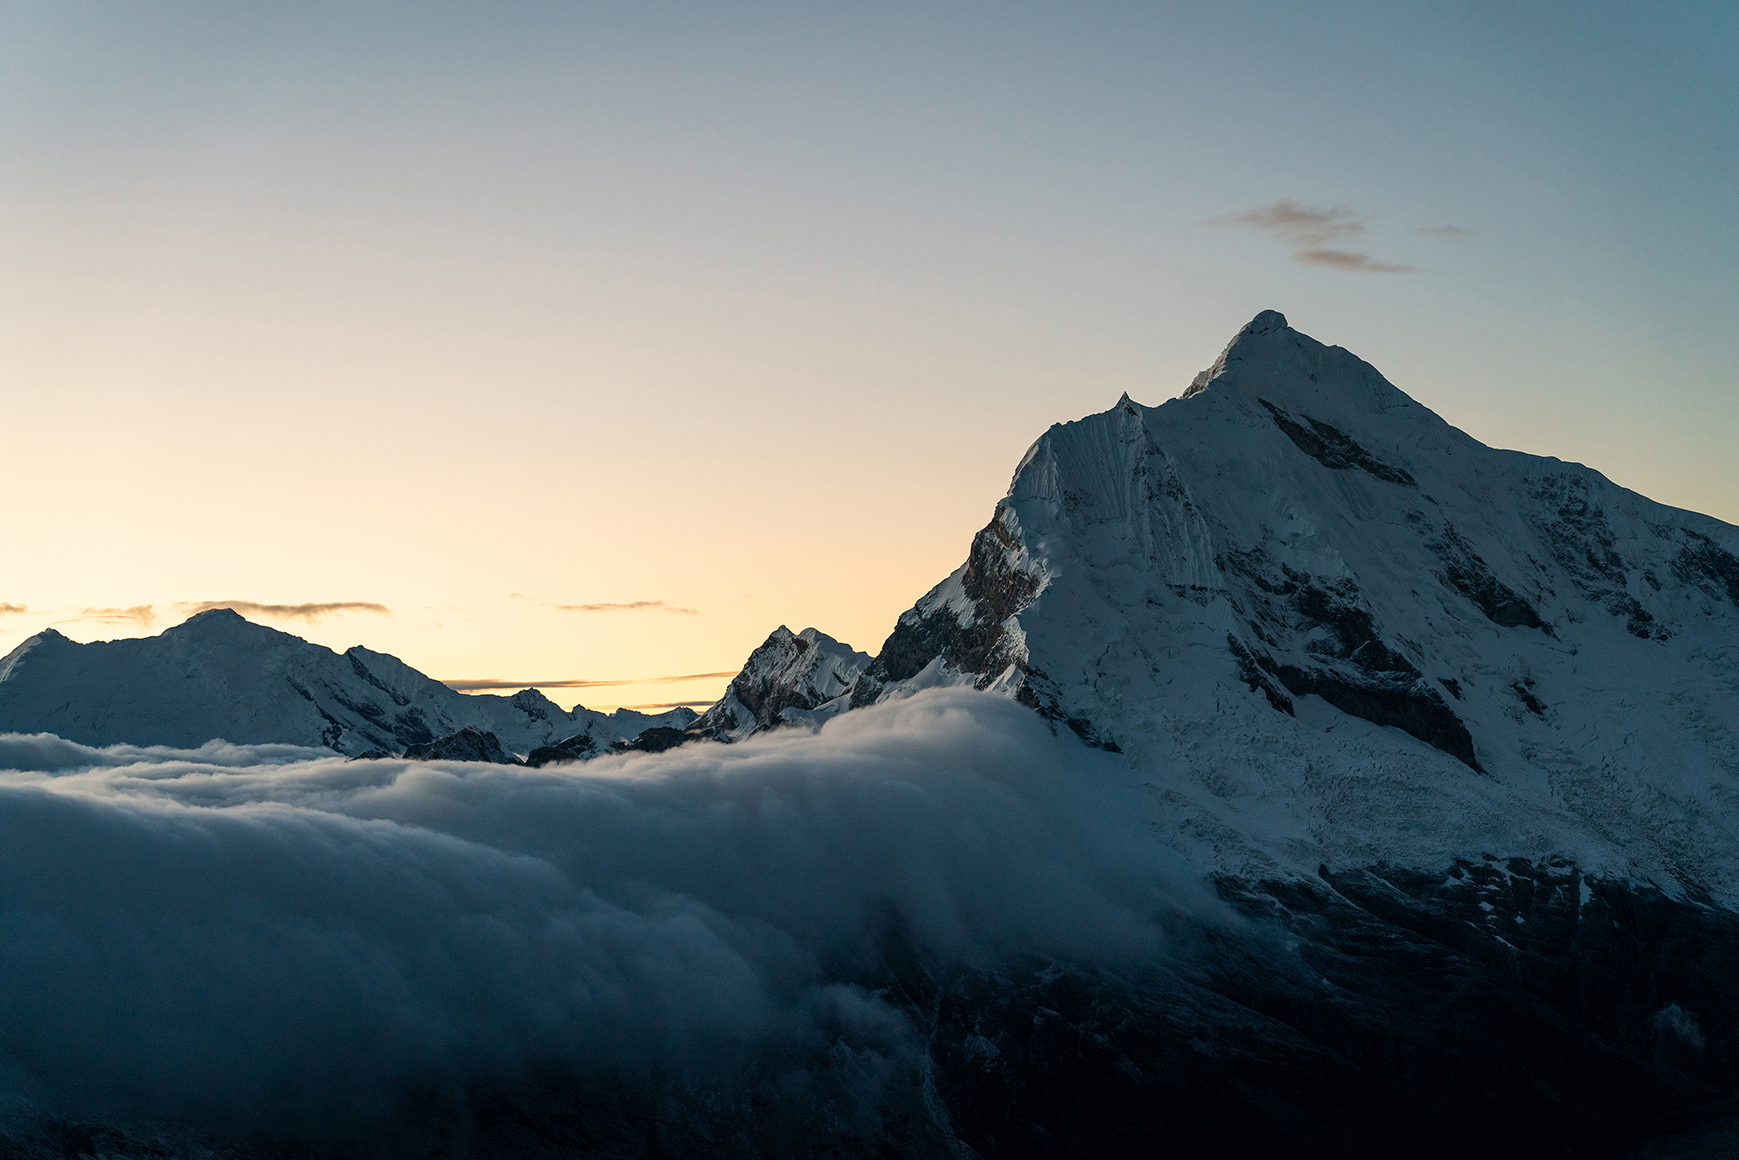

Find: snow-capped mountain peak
849;310;1739;898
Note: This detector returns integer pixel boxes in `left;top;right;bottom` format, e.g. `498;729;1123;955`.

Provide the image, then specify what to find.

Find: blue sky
1;1;1733;699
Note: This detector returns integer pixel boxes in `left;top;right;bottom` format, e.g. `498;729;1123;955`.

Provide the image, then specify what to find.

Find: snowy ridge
691;625;871;741
853;311;1739;901
0;609;695;756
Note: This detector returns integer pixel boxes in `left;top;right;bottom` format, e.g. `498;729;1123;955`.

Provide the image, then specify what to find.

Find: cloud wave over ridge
0;690;1205;1138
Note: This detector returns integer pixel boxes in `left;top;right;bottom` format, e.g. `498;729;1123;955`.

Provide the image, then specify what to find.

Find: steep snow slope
0;609;695;755
690;625;871;741
853;311;1739;900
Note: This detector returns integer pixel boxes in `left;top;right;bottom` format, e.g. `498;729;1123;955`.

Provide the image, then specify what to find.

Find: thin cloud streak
549;600;699;614
1294;249;1415;274
617;701;721;709
1417;224;1474;238
0;604;25;616
178;601;391;621
62;605;156;626
1206;199;1367;247
443;671;737;692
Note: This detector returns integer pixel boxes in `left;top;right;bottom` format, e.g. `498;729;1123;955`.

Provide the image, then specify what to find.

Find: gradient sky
3;2;1734;709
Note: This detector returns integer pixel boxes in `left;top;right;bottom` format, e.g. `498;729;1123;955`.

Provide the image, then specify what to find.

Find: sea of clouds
0;689;1211;1140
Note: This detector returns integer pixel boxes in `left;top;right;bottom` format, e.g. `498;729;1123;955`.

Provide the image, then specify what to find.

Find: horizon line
442;671;737;692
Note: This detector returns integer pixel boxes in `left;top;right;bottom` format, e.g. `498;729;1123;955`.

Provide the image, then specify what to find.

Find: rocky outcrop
617;725;689;753
523;732;599;767
400;726;521;764
850;505;1044;709
691;626;870;741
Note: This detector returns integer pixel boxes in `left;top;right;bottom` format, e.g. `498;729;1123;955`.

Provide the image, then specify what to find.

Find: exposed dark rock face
1676;528;1739;606
1219;555;1481;768
524;732;598;767
1228;634;1296;715
1259;398;1417;486
616;726;687;754
1511;677;1549;717
852;511;1029;702
1532;473;1672;640
1268;661;1480;770
1431;523;1548;629
400;727;521;765
690;626;870;741
854;506;1042;707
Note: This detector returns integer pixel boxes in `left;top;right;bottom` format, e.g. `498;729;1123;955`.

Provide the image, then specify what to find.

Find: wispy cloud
1417;224;1473;238
1207;199;1414;274
65;605;157;626
1207;199;1367;247
178;600;391;622
548;600;699;615
1294;249;1414;274
443;671;737;692
0;604;25;616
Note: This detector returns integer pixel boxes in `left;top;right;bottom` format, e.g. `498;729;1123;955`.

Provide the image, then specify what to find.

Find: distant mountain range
7;311;1739;1155
8;309;1739;893
0;608;693;757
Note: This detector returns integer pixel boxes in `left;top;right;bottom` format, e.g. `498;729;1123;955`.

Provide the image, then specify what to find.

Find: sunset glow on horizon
5;2;1734;704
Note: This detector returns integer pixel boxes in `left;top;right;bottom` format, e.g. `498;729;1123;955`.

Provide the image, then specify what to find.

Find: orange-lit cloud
443;671;736;692
618;701;720;710
178;601;392;621
548;600;699;614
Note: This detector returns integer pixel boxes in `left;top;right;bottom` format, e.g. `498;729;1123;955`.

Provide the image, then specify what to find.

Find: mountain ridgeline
0;609;695;759
6;312;1739;1156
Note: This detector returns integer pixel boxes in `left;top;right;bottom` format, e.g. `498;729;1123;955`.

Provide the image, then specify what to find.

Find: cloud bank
0;690;1207;1140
